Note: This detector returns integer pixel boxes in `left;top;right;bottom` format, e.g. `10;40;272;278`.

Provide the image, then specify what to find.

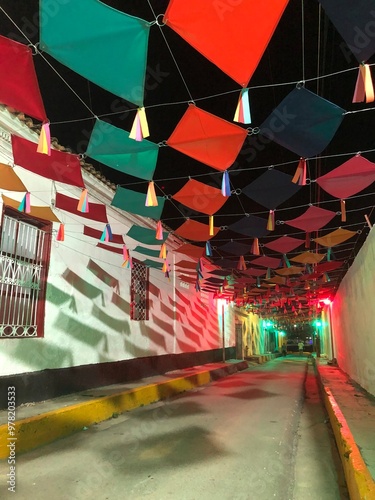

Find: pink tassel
77;189;89;213
156;221;163;240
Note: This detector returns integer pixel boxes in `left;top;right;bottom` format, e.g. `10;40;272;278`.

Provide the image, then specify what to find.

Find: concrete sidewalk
315;359;375;500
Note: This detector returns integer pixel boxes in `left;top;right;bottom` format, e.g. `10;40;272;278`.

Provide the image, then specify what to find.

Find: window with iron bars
0;206;52;338
130;259;149;320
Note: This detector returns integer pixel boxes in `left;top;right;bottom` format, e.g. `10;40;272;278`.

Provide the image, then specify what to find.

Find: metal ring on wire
305;178;311;185
78;153;86;160
155;14;166;26
164;194;172;200
357;229;362;234
247;127;260;136
28;43;38;55
276;220;284;225
220;225;228;231
234;188;242;195
158;140;168;147
296;81;305;89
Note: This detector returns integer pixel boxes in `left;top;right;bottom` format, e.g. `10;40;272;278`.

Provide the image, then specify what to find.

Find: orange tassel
341;199;346;222
353;63;374;103
292;158;307;185
145;181;158;206
77;189;89;213
162;261;168;273
252;237;260;255
156;220;163;240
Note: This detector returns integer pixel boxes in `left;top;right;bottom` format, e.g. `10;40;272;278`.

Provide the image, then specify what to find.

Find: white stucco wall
0;108;235;377
330;226;375;396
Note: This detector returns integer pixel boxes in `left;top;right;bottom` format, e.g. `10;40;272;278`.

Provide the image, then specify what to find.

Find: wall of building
330;227;375;397
235;310;263;357
0;107;237;403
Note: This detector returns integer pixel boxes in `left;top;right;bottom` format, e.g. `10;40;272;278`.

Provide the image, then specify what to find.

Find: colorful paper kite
111;186;165;220
126;225;168;245
318;0;375;63
12;135;84;188
0;36;47;122
86;119;159;181
229;215;269;238
250;255;282;269
242;169;301;209
175;219;220;241
260;87;345;157
263;235;304;254
55;192;108;223
39;0;150;107
219;241;251;256
313;228;356;247
0;163;27;191
2;194;60;223
290;251;326;265
285;206;336;232
316;155;375;198
172;179;227;215
164;0;289;86
167;105;247;171
83;226;124;244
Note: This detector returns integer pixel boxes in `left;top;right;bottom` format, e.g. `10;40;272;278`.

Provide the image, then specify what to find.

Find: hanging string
301;0;306;84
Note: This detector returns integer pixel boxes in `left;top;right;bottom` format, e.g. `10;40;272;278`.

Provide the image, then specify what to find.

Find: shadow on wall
10;341;74;371
46;283;78;313
87;259;121;293
91;303;131;336
62;268;105;305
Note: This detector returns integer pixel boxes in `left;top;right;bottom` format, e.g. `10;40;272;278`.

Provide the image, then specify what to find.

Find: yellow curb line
320;384;375;500
0;370;212;459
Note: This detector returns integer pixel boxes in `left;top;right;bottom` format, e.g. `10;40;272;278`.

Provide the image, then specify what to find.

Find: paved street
0;357;348;499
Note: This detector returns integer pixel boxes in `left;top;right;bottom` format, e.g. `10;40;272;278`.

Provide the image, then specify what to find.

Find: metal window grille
130;260;149;321
0;213;50;338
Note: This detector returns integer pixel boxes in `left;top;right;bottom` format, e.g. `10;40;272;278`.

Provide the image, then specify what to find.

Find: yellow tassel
37;122;51;155
145;181;158;206
353;63;374;103
159;243;167;259
267;210;275;231
209;215;214;236
129;107;150;141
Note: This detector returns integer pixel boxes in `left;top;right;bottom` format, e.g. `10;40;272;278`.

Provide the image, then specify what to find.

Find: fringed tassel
327;248;332;261
156;220;163;240
209;215;214;236
252;237;260;255
266;267;271;279
233;88;251;124
237;255;247;271
292;158;307;186
195;279;201;292
145;181;158;206
129;107;149;141
221;171;231;197
18;192;31;213
365;214;373;229
162;261;168;273
100;224;113;242
77;189;89;213
340;199;346;222
205;241;213;257
122;255;133;269
323;272;330;283
37;122;51;155
56;223;65;241
353;63;374;103
283;254;291;268
159;243;167;259
123;245;129;261
267;210;275;231
256;277;261;287
305;232;310;249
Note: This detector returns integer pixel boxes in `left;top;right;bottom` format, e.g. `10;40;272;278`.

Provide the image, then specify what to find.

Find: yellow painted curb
321;385;375;500
0;370;211;459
